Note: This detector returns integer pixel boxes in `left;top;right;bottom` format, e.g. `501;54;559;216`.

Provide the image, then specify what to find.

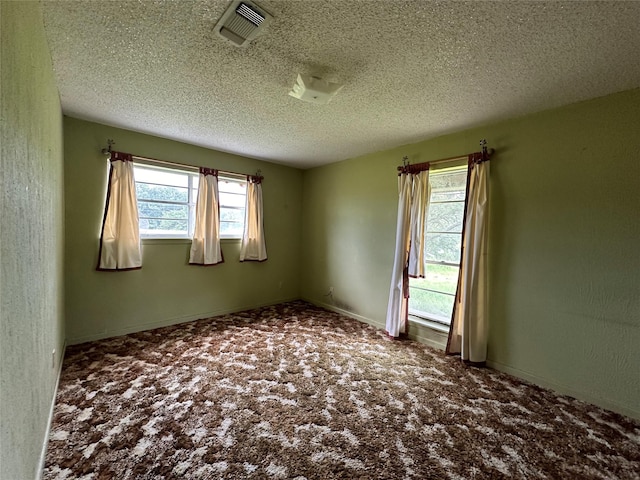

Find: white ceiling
41;0;640;169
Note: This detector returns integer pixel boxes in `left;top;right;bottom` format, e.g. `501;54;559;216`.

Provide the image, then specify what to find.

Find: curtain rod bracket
100;140;265;180
101;139;115;156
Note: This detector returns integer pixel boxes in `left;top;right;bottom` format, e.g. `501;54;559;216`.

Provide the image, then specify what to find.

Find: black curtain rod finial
101;139;115;156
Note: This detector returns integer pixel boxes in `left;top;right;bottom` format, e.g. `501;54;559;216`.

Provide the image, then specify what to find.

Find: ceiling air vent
214;0;272;47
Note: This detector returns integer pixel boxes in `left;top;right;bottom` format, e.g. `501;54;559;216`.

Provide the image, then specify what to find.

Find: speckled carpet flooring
44;301;639;479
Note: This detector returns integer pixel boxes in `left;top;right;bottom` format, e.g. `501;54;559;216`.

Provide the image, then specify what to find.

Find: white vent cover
289;75;344;105
214;0;272;47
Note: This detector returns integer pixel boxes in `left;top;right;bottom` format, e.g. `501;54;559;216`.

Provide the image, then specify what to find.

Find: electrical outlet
52;349;56;369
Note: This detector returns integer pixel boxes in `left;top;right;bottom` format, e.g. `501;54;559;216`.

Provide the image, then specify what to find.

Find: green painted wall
301;89;640;419
64;117;303;344
0;1;66;478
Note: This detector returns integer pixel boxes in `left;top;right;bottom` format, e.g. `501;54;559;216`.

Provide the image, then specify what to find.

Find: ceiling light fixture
288;75;344;105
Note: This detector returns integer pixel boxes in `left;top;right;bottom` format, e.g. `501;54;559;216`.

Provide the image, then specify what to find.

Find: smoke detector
289;75;344;105
214;0;272;47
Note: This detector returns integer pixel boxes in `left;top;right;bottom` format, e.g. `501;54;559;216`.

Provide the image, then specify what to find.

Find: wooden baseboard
37;341;66;479
67;297;301;345
486;359;640;421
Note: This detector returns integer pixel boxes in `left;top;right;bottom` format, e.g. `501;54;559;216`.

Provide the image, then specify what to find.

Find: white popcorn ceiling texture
41;0;640;168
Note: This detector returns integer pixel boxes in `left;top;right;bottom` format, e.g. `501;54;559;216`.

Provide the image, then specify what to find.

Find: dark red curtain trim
96;164;114;271
188;260;225;267
463;360;486;367
445;159;474;355
200;167;218;177
469;146;493;166
96;266;142;272
398;162;430;175
398;147;493;174
384;331;408;340
444;351;486;367
189;248;225;267
105;148;265;180
96;161;142;272
109;151;133;162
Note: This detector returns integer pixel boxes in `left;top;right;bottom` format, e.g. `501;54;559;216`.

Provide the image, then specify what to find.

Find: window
218;176;246;238
133;162;246;239
409;165;468;325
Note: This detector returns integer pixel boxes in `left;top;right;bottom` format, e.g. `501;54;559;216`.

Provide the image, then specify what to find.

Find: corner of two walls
63;117;304;344
299;153;397;331
300;89;640;419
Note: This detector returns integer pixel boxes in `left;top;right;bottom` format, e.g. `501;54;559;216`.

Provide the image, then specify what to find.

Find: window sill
408;315;451;333
142;237;241;245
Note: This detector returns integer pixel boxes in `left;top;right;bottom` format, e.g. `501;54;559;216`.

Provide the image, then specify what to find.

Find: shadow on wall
324;291;356;315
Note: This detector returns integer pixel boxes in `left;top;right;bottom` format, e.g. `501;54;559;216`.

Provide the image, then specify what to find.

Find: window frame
217;175;248;239
409;163;468;327
132;160;246;241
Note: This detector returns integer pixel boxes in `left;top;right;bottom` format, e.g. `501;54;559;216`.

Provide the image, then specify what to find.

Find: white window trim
409;314;451;333
217;175;247;239
132;159;247;241
408;164;468;328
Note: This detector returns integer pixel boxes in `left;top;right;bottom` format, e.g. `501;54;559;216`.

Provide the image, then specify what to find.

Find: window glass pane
139;218;188;236
427;202;464;233
138;201;188;220
134;166;189;188
220;221;244;237
410;166;467;325
429;169;467;190
408;288;454;323
431;189;466;202
219;191;246;208
220;207;245;223
425;232;461;263
133;164;247;239
136;183;188;203
412;264;459;295
219;179;246;194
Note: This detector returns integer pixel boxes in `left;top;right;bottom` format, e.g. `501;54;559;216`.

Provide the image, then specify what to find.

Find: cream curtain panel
446;160;489;364
408;171;431;277
97;152;142;271
189;168;224;266
385;170;430;337
240;177;267;262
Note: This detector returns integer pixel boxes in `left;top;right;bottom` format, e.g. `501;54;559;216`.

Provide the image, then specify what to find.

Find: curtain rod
397;140;494;175
100;139;263;181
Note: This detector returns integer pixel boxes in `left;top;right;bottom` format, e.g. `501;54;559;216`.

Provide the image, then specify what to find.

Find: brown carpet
44;301;639;479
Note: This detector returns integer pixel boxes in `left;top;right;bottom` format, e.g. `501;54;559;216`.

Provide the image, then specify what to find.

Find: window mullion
134;164;245;240
188;174;194;237
138;198;189;207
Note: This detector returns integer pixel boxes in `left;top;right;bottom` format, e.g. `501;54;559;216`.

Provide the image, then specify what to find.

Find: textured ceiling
41;1;640;168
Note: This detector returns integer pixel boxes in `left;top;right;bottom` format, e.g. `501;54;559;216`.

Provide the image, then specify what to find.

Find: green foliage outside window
136;183;190;234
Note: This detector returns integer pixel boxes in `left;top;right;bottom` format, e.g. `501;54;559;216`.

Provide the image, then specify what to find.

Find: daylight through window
409;165;468;325
133;163;246;239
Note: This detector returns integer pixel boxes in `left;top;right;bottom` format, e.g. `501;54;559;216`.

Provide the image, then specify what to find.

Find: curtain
446;160;489;364
385;170;430;337
97;152;142;270
408;171;431;277
240;176;267;262
189;167;224;266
